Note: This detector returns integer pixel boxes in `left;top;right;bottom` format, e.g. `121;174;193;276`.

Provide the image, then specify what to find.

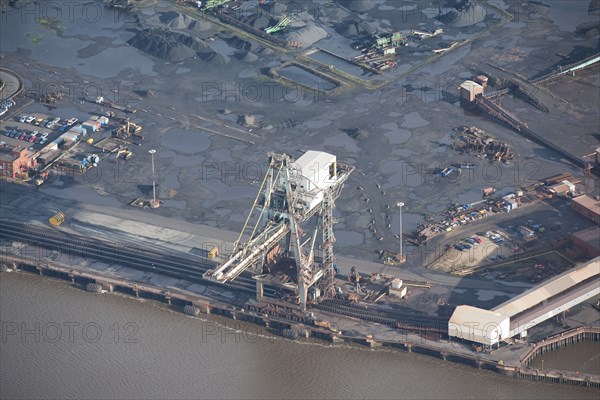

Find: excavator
112;119;143;145
115;148;133;161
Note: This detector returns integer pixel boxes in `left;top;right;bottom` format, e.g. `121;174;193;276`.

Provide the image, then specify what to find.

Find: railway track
311;298;448;332
0;221;276;297
1;222;449;332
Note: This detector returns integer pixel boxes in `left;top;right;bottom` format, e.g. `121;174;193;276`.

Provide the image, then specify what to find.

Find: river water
1;273;598;399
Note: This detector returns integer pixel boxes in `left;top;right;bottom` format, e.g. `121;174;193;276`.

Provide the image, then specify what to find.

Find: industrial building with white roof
449;257;600;345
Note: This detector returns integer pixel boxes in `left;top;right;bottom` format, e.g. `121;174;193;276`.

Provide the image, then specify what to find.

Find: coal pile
234;51;258;62
198;51;231;65
342;128;369;141
286;25;328;48
337;0;376;12
335;21;366;38
159;11;214;31
575;21;600;38
127;28;207;62
225;36;253;52
438;0;486;27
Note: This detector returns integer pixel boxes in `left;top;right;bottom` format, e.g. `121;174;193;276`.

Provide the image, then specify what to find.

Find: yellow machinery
49;211;66;226
208;246;219;260
115;148;133;161
112;119;142;141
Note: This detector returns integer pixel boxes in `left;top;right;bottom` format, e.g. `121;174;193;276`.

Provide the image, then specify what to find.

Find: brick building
571;226;600;258
571;195;600;224
0;145;38;179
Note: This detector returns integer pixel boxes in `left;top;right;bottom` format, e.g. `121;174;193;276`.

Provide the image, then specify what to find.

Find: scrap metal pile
451;126;513;162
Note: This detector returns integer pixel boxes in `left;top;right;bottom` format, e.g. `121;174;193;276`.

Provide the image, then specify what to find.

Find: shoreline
2;253;598;389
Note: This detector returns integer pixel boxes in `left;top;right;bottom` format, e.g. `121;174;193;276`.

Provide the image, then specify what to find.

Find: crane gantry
203;151;353;310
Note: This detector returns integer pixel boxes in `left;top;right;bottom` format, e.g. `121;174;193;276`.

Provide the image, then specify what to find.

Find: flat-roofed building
459;80;484;102
0;145;39;179
571;195;600;224
571;226;600;258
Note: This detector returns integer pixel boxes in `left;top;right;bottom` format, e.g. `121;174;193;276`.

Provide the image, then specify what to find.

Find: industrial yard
1;0;599;397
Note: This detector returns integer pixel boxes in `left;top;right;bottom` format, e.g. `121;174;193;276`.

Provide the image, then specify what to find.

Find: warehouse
571;226;600;258
448;305;509;346
571;195;600;224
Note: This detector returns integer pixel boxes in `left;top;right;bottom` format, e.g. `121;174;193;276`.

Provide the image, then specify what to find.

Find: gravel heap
127;28;207;62
337;0;376;12
438;0;486;27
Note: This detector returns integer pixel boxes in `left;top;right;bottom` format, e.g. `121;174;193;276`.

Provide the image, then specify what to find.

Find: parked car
454;244;466;251
28;135;37;143
463;243;473;250
40;138;48;145
40;132;49;138
45;121;55;129
19;116;27;123
464;238;477;245
19;132;27;140
35;136;44;144
25;116;35;123
472;237;483;244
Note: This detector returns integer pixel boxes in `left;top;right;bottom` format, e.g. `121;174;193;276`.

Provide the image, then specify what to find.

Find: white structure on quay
449;257;600;346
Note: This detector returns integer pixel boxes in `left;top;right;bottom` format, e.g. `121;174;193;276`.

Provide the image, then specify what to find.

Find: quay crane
203;151;353;310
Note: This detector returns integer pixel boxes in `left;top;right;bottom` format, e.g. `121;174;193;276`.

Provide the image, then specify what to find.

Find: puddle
307;50;370;78
159;128;212;155
279;65;339;91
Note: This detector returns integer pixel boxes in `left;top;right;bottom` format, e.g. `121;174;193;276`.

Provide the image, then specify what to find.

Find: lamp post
149;149;159;208
397;202;404;263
